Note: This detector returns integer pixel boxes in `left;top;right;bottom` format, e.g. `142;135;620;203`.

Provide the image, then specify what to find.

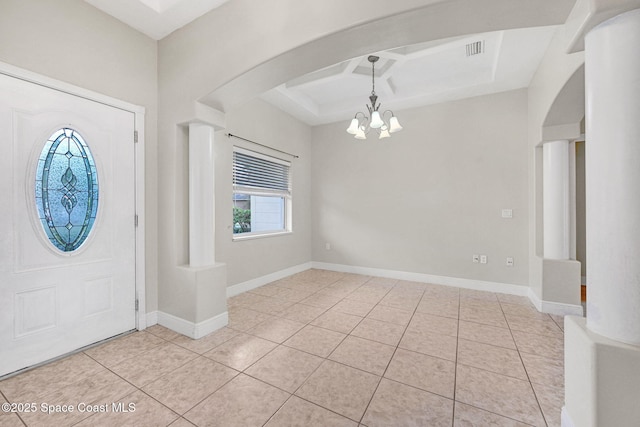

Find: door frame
0;61;147;330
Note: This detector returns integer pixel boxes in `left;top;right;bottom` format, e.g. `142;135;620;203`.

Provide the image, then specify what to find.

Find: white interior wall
0;0;159;313
311;89;529;287
215;99;312;287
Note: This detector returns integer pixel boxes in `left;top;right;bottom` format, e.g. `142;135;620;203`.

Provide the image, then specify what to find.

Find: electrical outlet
506;257;514;266
325;242;331;250
480;255;488;264
472;254;480;263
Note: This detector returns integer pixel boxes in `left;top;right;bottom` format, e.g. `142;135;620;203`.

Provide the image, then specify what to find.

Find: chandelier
346;55;403;140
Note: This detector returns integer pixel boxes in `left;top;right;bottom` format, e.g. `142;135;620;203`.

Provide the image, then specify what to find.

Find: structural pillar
543;140;570;260
165;122;227;339
188;122;215;267
584;9;640;345
563;7;640;427
540;139;581;312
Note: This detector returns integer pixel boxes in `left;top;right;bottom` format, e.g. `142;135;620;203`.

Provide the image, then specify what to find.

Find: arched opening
540;65;586;306
196;1;576;115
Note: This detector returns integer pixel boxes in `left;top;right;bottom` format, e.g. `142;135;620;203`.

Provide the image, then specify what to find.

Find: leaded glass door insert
36;128;99;252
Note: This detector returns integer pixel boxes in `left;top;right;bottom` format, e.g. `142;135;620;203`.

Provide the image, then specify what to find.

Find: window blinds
233;149;291;193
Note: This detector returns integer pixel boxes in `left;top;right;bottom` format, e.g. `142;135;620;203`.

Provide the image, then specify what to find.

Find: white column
543;140;570;260
188;123;215;267
585;8;640;345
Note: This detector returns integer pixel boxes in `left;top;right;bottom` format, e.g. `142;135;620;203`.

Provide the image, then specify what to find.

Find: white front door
0;73;137;376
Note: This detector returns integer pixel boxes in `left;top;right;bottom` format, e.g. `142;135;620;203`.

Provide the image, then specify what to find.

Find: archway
539;64;585;309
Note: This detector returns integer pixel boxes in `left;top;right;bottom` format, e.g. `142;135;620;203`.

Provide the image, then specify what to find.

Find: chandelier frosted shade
389;115;403;133
370;111;384;129
346;118;360;134
346;55;403;140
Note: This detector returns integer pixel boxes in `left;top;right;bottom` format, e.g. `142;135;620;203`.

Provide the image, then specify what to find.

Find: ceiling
85;0;230;40
85;0;558;127
261;26;558;126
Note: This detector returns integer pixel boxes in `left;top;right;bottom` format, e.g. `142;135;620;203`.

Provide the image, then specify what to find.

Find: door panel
0;73;136;376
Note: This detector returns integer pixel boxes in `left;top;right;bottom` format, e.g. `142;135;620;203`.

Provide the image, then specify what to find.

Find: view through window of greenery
232;148;291;236
233;204;251;233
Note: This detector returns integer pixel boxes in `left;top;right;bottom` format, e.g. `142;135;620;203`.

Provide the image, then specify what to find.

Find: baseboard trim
227;262;313;298
561;406;575;427
146;311;158;327
528;289;584;316
156;311;229;339
223;260;584;317
312;262;529;296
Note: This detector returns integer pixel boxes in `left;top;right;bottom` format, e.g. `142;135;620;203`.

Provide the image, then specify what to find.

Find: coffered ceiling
261;26;558;126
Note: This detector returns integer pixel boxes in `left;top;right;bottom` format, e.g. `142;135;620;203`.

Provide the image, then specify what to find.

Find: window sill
232;230;292;242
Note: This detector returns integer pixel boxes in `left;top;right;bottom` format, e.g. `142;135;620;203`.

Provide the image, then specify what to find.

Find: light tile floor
0;269;567;427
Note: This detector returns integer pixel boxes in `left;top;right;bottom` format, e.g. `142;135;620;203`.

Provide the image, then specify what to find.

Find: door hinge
135;299;139;311
134;214;139;227
134;130;138;143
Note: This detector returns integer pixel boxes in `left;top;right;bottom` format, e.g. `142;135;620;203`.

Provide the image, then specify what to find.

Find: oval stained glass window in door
35;128;99;252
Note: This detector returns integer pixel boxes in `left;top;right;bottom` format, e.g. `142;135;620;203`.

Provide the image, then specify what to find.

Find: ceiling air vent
465;41;484;57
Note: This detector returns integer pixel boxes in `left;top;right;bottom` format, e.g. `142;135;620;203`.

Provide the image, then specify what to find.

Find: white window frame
232;147;292;240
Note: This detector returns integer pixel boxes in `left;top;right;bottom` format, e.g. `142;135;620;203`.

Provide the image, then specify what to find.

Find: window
35;128;99;252
233;147;291;238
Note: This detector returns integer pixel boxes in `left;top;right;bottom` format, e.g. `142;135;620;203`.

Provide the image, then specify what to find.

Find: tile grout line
203;281;542;426
233;278;374;424
254;351;342;425
313;276;398;424
165;361;241;422
80;333;206;425
217;273;348;426
260;275;386;426
453;402;539;427
455;293;552;426
356;283;423;425
498;298;551;427
451;289;461;427
0;389;27;427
